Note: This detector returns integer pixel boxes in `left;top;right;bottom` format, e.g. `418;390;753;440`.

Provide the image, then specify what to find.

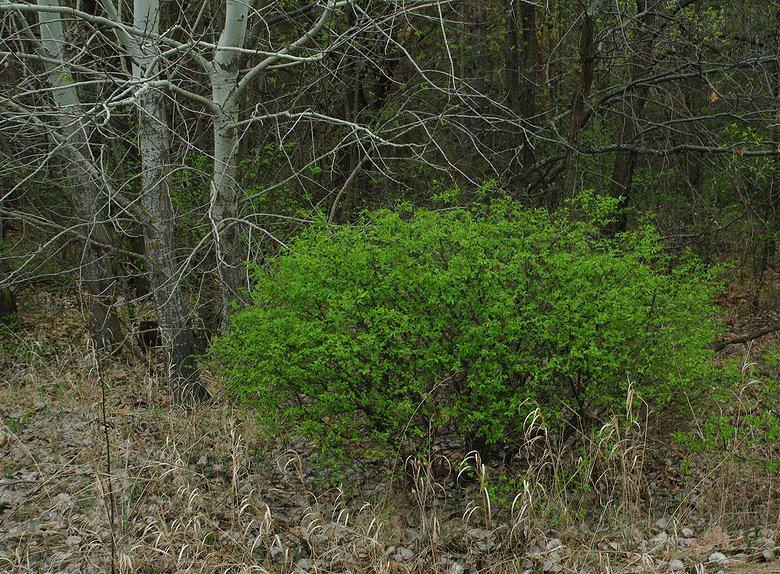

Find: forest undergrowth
1;287;780;574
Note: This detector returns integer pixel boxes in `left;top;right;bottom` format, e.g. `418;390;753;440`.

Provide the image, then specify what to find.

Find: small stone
449;563;465;574
708;551;727;564
652;532;669;544
655;517;670;530
394;547;414;561
296;558;313;571
53;493;71;505
546;538;563;550
762;549;775;562
65;535;81;547
682;527;694;538
669;559;685;571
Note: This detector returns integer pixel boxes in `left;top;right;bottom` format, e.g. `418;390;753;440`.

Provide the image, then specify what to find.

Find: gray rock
546;537;563;550
708;551;727;564
655;517;670;530
394;546;415;561
652;532;669;545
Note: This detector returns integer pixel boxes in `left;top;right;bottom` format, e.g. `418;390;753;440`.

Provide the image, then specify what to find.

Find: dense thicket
212;196;720;461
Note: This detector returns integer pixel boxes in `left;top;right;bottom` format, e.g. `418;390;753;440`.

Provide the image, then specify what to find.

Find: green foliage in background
211;193;721;462
678;356;780;472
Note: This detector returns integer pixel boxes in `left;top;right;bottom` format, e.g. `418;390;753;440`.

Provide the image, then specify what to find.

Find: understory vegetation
2;288;780;573
213;195;721;468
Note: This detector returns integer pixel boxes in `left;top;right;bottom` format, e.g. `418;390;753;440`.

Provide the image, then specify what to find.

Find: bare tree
128;0;207;403
8;0;125;349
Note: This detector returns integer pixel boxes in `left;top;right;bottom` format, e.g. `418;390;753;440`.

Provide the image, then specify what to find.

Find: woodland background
1;0;779;398
2;1;780;573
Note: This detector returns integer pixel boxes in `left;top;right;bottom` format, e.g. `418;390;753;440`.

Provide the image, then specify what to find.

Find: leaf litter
1;290;780;573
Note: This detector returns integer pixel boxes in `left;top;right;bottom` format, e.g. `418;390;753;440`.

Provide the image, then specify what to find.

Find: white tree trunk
37;0;123;350
206;0;340;326
133;0;208;404
209;0;251;326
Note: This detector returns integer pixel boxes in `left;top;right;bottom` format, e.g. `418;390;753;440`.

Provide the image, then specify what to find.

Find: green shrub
677;357;780;472
211;194;721;463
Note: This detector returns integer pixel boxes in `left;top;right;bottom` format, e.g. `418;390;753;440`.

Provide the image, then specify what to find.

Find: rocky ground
2;289;780;573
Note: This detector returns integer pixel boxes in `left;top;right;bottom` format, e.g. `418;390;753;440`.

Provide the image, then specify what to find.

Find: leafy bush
211;195;721;462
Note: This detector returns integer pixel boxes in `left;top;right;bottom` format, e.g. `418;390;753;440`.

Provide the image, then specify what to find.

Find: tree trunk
563;3;597;202
506;0;539;198
134;0;208;404
609;0;657;232
37;0;123;350
0;174;15;325
458;1;488;185
210;0;251;328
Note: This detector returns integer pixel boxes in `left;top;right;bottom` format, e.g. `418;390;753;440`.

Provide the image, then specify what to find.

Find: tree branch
714;324;780;352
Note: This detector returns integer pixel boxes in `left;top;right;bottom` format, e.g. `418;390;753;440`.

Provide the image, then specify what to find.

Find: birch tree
1;0;208;401
206;0;348;323
32;0;124;349
128;0;208;403
99;0;350;324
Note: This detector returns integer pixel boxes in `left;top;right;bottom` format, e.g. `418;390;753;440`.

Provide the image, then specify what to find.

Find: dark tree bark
0;174;16;326
506;0;540;197
563;2;597;201
609;0;658;231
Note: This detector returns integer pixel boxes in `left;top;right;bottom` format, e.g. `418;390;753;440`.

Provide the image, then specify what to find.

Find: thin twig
94;346;117;574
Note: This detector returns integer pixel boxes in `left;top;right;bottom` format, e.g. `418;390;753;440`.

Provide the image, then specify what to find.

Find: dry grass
2;290;780;573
